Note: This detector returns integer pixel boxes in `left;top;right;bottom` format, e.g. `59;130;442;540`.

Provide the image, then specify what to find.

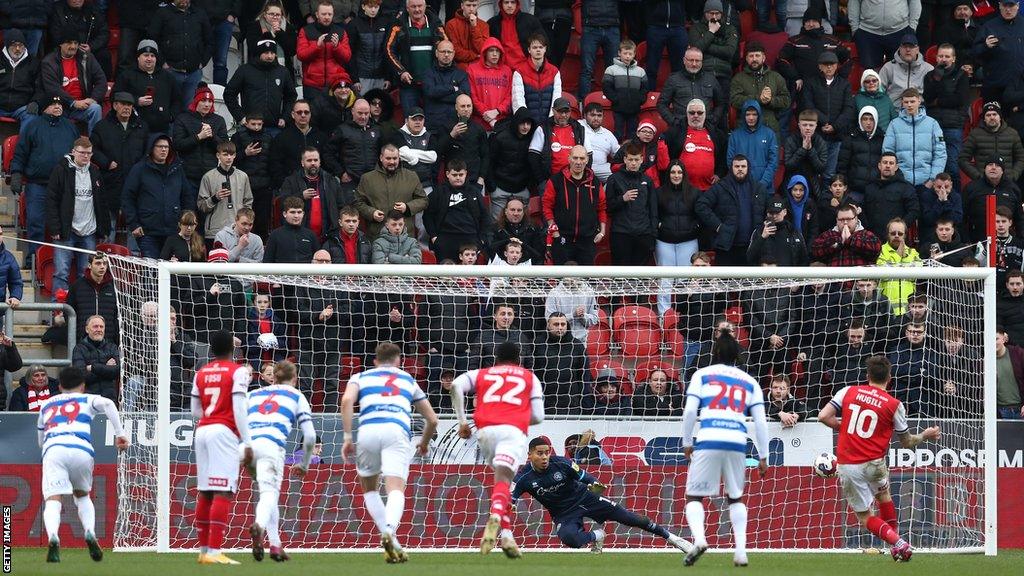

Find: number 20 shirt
685;364;764;453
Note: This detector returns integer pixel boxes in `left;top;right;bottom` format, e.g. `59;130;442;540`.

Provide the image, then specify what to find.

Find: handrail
0;303;77;390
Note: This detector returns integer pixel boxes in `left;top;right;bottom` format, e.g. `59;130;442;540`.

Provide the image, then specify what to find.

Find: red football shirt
830;384;908;464
453;364;543;433
191;360;251;436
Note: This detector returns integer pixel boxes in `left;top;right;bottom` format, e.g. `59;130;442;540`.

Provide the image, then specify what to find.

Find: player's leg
555;516;594;549
596;499;693;553
683;449;718;566
43;496;63;563
194;426;213;560
480;426;526;558
723;452;749;567
199;426;242;565
876;489;898;531
251;442;283;562
266;504;288;561
41;450;72;562
840;463;910;561
381;475;410;563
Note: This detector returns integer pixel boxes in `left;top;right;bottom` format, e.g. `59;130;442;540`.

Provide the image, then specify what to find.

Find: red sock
490;481;511;518
207;495;232;551
878;500;898;531
195;495;211;549
866;515;902;546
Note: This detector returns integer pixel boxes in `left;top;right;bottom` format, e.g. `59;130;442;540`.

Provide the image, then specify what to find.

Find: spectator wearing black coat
172;85;229;188
8;367;59;412
223;38;297;130
837;105;884;196
747;196;808;266
245;1;298;79
38;32;107;134
91;93;149;240
655;161;701;315
963;158;1024;243
346;0;390;92
695;154;769;265
777;7;852;94
657;47;727;129
488;197;546;263
148;0;213;108
113;0;162;71
72;315;121;403
311;79;356;132
231;116;274;237
327;99;383;185
783;108;830;200
279;147;352;241
747;263;794;382
0;232;23;326
800;51;855;181
920;216;969;266
532;312;592;414
486;107;536;218
581;375;634;416
936;3;981;76
113;40;182;135
263;196;321;263
924;45;971;185
631;368;681;417
765;374;808;425
122;133;196;258
269;99;329;188
439;94;490;184
605;141;658;266
0;30;39;123
48;0;112;77
290;249;345;412
971;0;1024;105
0;335;22;410
424;159;491;261
66;253;120;346
918;172;963;243
324;206;373;263
862;153;920;240
422;41;471;134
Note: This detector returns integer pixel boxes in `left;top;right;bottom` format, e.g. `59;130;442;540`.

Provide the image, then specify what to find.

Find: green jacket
730;65;791;135
689;21;739;80
877;242;921;316
354;164;429;238
854;88;898;133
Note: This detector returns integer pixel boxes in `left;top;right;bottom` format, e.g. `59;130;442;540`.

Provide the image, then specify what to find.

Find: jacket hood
897;106;928;122
741;99;763;131
859;68;883;94
511;106;535;131
479;37;505;66
858;105;879;138
787;174;810;195
363;88;394;121
65;154;91;174
500;0;522;17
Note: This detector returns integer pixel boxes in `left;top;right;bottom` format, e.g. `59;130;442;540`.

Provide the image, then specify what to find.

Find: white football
813;453;838;478
257;332;279;350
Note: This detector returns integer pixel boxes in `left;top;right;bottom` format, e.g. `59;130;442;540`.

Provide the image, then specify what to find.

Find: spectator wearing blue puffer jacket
727;100;779;189
8;94;79;266
882;87;947;196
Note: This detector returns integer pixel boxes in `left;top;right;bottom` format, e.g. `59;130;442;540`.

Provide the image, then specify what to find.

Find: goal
106;257;998;554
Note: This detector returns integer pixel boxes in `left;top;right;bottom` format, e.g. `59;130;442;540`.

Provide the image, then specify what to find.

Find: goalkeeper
511;437;693;553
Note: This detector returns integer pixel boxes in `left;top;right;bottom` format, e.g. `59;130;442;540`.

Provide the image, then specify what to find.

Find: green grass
10;549;1024;576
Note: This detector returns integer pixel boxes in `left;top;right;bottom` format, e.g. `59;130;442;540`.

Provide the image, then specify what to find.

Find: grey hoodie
848;0;921;36
878;50;933;105
68;155;97;237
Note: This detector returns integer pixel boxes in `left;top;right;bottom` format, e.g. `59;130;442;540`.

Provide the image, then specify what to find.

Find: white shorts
42;447;94;499
685;449;746;499
251;438;286;495
195;424;242;492
357;424;415;480
838;458;890;513
477;425;528;473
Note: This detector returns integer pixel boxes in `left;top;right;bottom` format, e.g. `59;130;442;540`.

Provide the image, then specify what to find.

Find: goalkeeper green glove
588;482;607;495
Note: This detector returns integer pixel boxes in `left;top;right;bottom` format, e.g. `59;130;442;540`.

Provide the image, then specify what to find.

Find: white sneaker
668;534;694;553
480;513;501;555
734;551;748;567
590;529;605;554
500;535;522;559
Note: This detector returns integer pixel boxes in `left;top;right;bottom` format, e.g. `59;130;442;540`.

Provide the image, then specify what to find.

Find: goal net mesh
107;255;988;552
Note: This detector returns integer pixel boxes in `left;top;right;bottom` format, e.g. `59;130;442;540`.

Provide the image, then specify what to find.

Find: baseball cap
900;33;919;46
552;97;572;111
407;106;425;118
767;198;786;213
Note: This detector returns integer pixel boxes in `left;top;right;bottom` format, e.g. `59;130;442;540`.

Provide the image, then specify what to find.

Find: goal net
106;256;997;553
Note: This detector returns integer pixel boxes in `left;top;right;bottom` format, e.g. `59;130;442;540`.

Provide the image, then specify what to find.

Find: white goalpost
106;258;998;555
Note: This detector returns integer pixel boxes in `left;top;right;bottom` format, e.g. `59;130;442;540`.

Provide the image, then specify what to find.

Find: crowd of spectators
0;0;1020;419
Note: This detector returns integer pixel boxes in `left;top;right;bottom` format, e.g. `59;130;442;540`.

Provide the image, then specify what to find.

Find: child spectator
602;39;648;140
197;142;254;245
372;209;423;264
247;293;288;364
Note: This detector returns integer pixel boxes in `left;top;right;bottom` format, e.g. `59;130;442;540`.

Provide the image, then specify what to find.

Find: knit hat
982;101;1002;116
704;0;724;12
56;27;79;45
137;39;159;55
4;29;25;47
37;93;66;112
802;5;824;22
207;247;230;263
637;121;657;134
255;37;278;55
189;83;216;113
986;157;1006;168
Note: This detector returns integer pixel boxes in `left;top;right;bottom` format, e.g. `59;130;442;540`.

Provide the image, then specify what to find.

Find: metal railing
0;302;76;390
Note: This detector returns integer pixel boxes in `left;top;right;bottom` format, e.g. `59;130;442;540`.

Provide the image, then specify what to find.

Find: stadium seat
559;92;580;119
662;307;678;331
559;54;582;96
662;328;685;358
528;195;544;225
402;355;426;384
924;45;938;65
633;359;680;387
208;83;234;130
34;244;55;298
2;134;18;179
585;308;611;357
739;9;756;36
271;195;282;228
594;248;612;266
102;82;113;116
589;356;629;382
612;305;661;358
96;242;131;257
421;248;437;265
745;31;788;67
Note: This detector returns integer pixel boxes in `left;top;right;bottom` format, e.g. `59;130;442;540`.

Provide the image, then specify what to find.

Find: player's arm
529;374;545;425
749;403;770;475
571;459;606;493
93;396;131;450
413;397;440;456
680;391;700;458
817;402;840;431
895;402;941;448
293;394;316;475
36;409;45;448
450;372;474;437
190;377;204;419
340;377;359;458
231;366;253;447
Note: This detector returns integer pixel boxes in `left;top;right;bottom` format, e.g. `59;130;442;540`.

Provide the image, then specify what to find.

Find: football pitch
10;548;1024;576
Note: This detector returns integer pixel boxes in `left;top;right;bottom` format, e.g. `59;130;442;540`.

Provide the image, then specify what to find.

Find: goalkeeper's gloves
588;482;607;495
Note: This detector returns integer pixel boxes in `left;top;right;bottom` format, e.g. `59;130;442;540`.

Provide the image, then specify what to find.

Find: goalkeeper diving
510;436;693;553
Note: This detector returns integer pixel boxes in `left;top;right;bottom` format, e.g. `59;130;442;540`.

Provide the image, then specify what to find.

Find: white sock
500;528;515;540
363;491;389;534
255;490;277;533
44;500;62;542
74;496;96;537
685;501;707;546
729;502;748;555
592;528;605;543
384;490;405;532
267;505;281;547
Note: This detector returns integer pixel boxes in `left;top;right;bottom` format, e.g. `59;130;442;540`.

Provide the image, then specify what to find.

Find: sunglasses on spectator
294;110;311;115
687;110;704;115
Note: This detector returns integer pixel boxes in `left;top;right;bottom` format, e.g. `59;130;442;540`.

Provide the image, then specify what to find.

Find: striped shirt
246;385;313;449
685;364;764;453
37;393;104;458
349;366;426;437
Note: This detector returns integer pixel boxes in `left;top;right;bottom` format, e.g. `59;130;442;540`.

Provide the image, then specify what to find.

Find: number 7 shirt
685;364;764;453
829;385;908;464
452;364;543;434
192;359;252;437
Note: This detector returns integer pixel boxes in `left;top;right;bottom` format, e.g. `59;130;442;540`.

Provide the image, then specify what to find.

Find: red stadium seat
662;328;685;358
739;9;756;36
96;242;131;257
662;307;678;331
589;356;629;381
402;356;426;384
585;308;611;356
612;305;661;358
745;31;788;68
35;244;55;298
924;45;938;65
594;248;612;266
559;55;582;97
2;135;18;178
271;195;282;228
528;194;544;225
421;248;437;265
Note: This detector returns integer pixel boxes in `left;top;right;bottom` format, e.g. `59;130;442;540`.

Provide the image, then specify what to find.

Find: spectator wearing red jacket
676;98;718;191
810;202;882;266
467;36;513;129
445;0;490;67
296;1;353;102
487;0;542;72
542;145;608;265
